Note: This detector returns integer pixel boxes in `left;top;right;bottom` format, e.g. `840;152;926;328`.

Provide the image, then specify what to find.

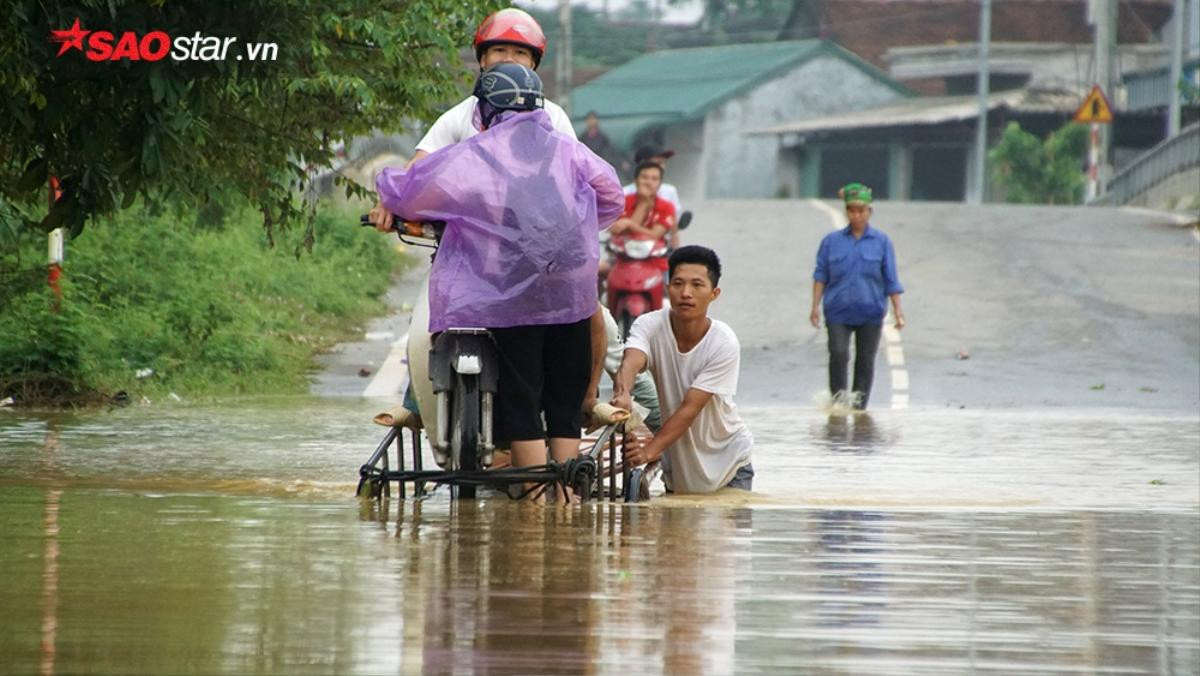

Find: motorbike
355;214;652;503
605;211;691;338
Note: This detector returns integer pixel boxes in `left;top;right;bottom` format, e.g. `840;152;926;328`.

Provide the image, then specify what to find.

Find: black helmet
473;62;544;114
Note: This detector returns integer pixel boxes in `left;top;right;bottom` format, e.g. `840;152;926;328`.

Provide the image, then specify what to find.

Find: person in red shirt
609;161;676;270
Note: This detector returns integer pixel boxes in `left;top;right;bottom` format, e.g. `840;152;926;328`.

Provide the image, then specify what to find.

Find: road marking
363;334;409;398
810;198;844;227
809;198;910;411
364;330;396;341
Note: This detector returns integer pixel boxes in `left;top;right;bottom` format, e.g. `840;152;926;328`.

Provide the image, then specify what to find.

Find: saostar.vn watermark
51;18;278;62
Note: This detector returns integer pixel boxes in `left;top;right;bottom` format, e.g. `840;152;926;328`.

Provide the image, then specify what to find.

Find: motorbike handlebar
360;214;445;240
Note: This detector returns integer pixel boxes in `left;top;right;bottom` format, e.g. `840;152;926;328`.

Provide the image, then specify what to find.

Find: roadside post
47;177;64;310
1073;85;1114;202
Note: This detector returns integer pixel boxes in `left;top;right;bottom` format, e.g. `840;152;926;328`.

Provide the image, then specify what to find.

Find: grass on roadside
0;200;409;406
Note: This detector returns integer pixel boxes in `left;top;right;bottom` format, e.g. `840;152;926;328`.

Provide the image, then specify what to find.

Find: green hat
841;182;873;206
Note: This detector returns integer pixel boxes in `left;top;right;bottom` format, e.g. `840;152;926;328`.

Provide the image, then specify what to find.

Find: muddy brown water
1;398;1196;674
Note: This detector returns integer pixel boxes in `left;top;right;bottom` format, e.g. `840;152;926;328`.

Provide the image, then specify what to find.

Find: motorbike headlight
625;239;654;259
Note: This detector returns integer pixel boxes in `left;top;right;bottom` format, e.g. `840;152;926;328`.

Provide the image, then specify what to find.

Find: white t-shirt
625;309;753;493
622;182;681;216
415;96;576;154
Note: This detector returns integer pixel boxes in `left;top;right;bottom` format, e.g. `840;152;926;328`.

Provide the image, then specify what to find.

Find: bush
0;200;406;405
988;122;1089;205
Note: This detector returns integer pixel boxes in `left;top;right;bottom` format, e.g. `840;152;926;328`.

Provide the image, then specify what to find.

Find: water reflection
0;487;1195;674
813;510;888;629
0;400;1197;673
820;413;883;454
360;501;744;674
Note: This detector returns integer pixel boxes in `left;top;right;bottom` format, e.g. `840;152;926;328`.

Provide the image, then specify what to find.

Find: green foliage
0;0;502;244
0;202;406;405
988;121;1090;205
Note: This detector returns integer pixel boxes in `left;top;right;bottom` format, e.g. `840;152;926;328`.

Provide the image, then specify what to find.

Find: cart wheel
357;477;384;500
568;455;598;503
356;464;384;500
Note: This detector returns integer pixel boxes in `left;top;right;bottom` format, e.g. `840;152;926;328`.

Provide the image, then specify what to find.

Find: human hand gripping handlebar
359;213;446;245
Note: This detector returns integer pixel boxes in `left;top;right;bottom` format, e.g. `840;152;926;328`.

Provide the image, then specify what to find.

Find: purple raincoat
377;109;624;333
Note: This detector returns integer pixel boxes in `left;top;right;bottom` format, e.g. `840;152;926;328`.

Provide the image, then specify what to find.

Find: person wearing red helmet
474;7;547;68
369;8;575;231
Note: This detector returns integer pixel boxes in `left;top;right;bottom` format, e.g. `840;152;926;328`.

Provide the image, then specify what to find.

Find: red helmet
474;8;546;69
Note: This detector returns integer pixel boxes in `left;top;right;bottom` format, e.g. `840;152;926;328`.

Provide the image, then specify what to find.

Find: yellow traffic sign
1073;85;1114;124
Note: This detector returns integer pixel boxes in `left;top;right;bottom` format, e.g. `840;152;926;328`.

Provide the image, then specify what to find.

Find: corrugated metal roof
747;86;1085;136
571;40;910;150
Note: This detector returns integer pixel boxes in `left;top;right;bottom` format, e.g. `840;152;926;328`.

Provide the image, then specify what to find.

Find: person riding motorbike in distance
624;145;683;249
605;161;675;275
369;7;573;213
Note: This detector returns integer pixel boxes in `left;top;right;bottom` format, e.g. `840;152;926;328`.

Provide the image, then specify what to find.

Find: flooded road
1;398;1196;674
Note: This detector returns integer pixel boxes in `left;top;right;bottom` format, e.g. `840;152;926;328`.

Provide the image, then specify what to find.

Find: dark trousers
827;322;883;410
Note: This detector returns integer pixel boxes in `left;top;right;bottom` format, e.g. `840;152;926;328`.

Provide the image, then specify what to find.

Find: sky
516;0;705;25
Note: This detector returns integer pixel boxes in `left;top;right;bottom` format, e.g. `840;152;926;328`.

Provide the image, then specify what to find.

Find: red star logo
50;18;90;56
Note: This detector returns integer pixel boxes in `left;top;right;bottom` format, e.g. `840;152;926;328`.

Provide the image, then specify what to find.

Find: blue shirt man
809;183;906;409
813;225;904;325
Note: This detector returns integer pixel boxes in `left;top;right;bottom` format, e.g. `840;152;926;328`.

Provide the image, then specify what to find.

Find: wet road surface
698;200;1199;412
1;398;1196;674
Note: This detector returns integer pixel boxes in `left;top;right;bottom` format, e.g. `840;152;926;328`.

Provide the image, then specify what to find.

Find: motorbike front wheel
450;372;481;500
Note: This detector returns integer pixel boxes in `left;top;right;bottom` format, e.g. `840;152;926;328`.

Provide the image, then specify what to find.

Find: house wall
700;56;905;199
887;43;1169;95
660;121;707;207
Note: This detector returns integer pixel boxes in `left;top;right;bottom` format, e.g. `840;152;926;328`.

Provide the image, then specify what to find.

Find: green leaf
17;157;48;194
149;68;166;104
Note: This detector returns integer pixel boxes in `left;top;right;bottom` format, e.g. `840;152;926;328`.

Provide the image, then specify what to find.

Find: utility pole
556;0;573;114
1090;0;1116;195
1168;0;1185;137
970;0;992;205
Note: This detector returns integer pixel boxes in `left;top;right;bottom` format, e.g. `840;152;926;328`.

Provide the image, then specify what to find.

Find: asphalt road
692;200;1200;412
315;199;1199;413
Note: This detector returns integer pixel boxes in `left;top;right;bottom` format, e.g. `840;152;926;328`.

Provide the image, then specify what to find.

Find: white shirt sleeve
415;97;476;154
601;306;624;376
624;313;655;371
691;330;740;396
544;100;578;139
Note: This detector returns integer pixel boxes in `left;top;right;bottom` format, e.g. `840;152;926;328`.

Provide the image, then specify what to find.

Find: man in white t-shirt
610;246;754;493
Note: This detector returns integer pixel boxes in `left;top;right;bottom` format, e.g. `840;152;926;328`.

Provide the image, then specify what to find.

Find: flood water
1;398;1197;674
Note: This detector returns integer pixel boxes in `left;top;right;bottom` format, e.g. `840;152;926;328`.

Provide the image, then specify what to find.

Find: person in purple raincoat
377;63;624;473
